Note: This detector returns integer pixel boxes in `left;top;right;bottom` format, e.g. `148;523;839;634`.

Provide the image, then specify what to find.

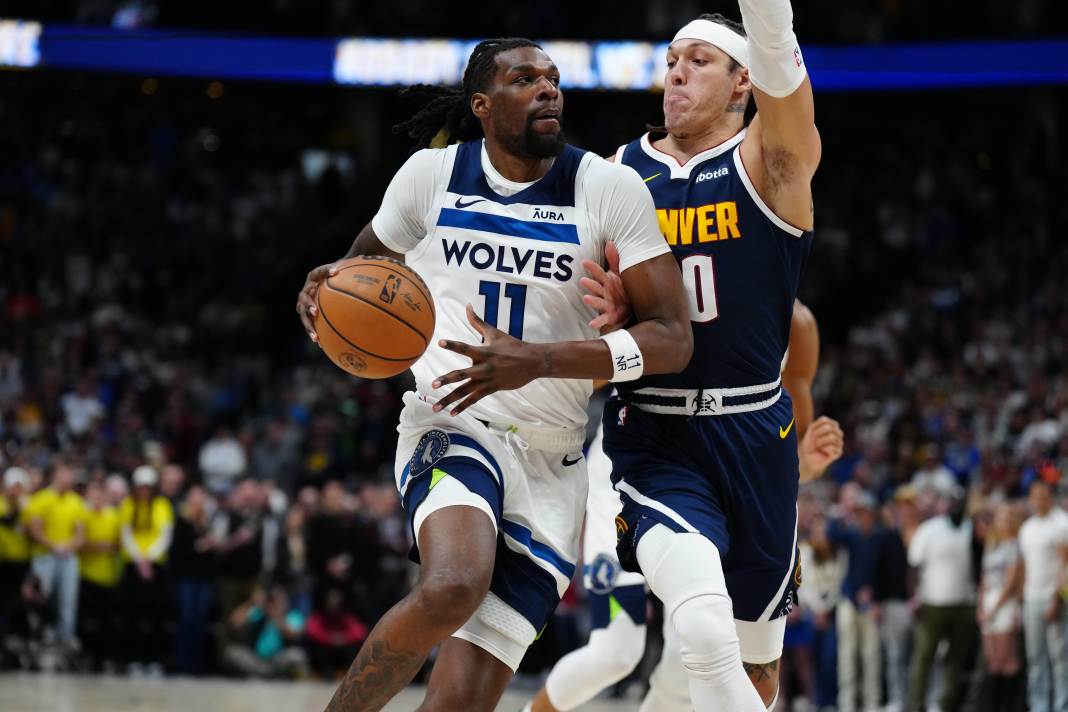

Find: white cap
3;467;29;489
672;19;749;68
132;465;159;487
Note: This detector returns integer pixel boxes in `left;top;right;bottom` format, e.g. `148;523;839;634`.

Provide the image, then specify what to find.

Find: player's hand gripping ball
311;256;436;379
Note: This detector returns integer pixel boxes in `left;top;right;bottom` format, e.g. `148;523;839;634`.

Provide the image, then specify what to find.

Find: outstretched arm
737;0;820;231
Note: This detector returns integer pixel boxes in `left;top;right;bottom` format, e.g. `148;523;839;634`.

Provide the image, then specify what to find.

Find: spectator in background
212;479;265;629
59;377;104;440
199;425;247;495
0;468;32;616
159;464;187;506
222;584;308;679
977;501;1024;712
907;488;978;712
831;492;883;712
249;419;300;494
273;505;310;612
119;465;174;674
306;587;368;677
105;474;129;508
170;484;217;675
307;480;378;619
911;444;958;500
1018;477;1068;712
798;514;847;712
877;492;913;712
24;458;86;648
78;479;122;669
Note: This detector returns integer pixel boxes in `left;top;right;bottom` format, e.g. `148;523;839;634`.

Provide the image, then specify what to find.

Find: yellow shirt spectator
0;494;32;562
120;496;174;563
81;506;122;587
24;488;87;555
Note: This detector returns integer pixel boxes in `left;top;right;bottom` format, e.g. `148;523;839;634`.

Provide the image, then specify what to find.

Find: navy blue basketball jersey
618;130;812;391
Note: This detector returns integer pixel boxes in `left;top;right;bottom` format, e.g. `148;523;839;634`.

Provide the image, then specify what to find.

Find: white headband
671;19;749;69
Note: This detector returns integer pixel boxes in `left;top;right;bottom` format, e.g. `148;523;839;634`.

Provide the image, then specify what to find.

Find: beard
500;115;566;159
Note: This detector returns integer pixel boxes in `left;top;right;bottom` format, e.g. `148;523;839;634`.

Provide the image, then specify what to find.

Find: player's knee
590;623;645;677
411;566;490;630
672;593;741;683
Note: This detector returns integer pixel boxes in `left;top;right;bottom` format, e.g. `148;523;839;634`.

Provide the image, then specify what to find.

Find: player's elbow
664;317;693;372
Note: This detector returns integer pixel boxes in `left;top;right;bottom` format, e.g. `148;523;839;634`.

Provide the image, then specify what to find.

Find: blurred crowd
0;458;410;678
1;65;1067;709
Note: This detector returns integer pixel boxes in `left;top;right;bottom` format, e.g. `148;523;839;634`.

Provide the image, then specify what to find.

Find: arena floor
0;672;639;711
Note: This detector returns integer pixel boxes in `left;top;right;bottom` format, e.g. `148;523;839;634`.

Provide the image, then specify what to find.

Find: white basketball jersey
372;140;669;430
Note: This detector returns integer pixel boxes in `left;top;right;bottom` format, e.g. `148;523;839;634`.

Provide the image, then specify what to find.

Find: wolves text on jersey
440;239;574;283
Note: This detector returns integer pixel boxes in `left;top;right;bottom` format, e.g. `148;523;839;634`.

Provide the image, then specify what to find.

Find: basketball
314;256;436;379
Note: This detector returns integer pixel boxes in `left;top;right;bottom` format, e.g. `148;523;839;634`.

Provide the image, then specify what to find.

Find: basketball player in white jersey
525;299;843;712
296;38;692;712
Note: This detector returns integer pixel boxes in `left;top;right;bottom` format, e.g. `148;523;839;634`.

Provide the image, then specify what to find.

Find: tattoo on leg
743;658;779;683
326;640;423;712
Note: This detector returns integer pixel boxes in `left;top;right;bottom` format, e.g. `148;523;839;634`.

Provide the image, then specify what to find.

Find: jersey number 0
680;254;719;323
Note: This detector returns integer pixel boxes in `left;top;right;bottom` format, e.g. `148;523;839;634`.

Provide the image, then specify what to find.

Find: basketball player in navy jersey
525;298;843;712
597;5;827;710
296;39;691;712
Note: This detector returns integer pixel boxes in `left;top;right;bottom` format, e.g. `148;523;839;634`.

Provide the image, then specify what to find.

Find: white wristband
739;0;808;98
601;329;644;382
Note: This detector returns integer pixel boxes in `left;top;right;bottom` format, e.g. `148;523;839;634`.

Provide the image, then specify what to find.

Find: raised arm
736;0;820;231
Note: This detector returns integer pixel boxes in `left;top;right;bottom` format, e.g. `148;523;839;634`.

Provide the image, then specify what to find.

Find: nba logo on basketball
379;274;401;304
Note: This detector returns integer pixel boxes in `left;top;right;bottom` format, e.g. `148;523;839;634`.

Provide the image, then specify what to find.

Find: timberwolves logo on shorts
411;430;450;476
588;553;620;595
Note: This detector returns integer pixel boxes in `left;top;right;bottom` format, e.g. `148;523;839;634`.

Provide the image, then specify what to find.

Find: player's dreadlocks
393;37;542;152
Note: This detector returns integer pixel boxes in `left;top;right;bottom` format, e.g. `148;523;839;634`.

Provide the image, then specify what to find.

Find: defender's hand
433;305;548;416
581;241;631;333
799;416;844;482
296;262;341;343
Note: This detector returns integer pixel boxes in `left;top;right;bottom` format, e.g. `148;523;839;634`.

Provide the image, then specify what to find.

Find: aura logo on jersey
440;239;574;282
656;201;741;245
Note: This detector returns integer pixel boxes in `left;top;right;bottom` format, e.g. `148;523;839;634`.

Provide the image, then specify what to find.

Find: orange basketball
314;256;436;379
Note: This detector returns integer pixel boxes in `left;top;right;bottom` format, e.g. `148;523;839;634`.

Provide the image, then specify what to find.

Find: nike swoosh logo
562;454;582;467
779;418;795;439
642;172;662;183
454;196;487;209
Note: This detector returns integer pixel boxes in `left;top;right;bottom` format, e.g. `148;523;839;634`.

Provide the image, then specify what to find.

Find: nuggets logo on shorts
588;553;620;595
614;515;628;540
793;556;803;587
411;429;450;476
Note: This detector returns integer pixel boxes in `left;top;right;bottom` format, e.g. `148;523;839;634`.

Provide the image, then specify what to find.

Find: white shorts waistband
412;393;585;453
625;379;782;416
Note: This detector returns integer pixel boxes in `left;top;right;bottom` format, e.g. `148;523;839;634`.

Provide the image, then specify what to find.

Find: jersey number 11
479;280;527;339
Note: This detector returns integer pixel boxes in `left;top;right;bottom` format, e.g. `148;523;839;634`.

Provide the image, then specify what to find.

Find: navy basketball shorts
602;393;801;663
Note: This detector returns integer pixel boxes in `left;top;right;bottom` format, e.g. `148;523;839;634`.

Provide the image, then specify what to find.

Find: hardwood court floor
0;672;639;711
